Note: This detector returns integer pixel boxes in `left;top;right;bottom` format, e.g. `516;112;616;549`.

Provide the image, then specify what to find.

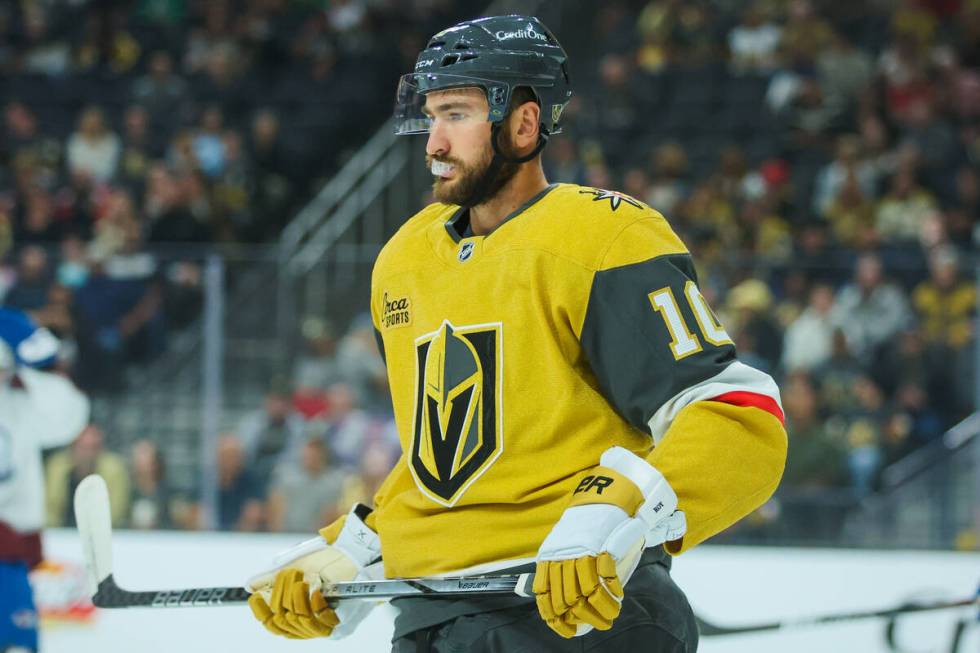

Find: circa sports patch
381;292;412;329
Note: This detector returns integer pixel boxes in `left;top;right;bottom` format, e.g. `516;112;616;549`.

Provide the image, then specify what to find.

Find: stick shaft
92;572;535;609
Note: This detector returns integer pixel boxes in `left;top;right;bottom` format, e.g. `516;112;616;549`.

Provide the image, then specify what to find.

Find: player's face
423;88;515;205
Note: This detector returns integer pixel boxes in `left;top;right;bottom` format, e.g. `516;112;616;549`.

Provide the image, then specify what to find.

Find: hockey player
0;309;90;652
248;15;787;651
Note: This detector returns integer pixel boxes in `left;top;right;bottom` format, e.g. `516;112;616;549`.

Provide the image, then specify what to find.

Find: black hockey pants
391;552;699;653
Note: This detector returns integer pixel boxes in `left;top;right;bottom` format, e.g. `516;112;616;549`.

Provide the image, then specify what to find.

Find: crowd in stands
540;0;979;520
0;0;480;391
43;311;396;534
26;0;980;546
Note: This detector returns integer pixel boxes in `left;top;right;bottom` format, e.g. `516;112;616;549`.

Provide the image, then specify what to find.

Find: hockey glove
534;446;687;638
246;504;382;639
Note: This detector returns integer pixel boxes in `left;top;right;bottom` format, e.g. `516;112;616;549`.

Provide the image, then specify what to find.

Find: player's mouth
431;159;456;179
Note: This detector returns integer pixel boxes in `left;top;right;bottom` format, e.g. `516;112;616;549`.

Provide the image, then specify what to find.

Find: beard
427;129;521;207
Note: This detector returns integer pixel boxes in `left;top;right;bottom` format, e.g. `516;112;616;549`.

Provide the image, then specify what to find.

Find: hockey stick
696;588;980;637
74;474;535;609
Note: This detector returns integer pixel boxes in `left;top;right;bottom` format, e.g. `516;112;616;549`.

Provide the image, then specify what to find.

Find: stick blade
74;473;113;596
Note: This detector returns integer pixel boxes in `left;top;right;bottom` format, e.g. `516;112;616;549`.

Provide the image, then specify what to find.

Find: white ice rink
37;529;979;652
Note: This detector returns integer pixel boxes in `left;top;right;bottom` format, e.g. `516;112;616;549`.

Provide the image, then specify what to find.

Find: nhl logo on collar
458;241;475;262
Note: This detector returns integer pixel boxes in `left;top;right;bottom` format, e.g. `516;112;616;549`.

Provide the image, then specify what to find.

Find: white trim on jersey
646;361;782;444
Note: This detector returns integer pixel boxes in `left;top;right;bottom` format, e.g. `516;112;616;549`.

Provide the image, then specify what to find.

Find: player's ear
510;100;540;151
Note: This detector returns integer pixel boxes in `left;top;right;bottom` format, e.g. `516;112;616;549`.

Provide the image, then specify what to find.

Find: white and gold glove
534;446;686;638
246;504;382;639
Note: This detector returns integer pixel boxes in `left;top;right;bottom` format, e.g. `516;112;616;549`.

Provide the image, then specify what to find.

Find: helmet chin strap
460;123;549;208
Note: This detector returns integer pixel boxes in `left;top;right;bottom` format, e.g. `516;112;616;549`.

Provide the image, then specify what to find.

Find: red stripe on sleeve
710;391;785;425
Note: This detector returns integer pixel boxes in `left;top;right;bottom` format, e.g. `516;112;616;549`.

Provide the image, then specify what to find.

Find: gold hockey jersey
323;183;786;578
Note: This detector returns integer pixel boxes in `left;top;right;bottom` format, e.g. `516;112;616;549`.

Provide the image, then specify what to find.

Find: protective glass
393;73;511;135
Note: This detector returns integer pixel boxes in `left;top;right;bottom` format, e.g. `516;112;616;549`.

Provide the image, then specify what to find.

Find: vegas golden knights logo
410;320;502;506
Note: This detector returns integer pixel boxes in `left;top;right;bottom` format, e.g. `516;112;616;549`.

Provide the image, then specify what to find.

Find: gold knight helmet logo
411;320;502;506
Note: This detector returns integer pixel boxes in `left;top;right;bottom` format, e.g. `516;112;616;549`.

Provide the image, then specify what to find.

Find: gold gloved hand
249;569;340;638
533;447;686;638
246;504;382;640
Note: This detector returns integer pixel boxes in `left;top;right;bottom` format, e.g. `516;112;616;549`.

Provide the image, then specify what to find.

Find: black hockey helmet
394;15;572;136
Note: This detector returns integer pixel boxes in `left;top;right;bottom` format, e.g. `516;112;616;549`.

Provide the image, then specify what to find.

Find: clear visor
393;72;509;135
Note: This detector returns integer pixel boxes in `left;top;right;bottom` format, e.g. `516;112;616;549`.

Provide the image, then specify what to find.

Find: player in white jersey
0;309;90;652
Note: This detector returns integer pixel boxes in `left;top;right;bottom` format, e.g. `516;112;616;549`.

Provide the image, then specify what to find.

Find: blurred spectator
3;246;52;311
911;246;976;351
191;44;251;124
837;376;886;497
266;436;347;533
899;100;957;193
248;109;294;238
781;372;847;489
73;8;141;74
55;235;89;291
831;253;911;362
211;129;250;237
73;222;164;391
782;283;836;372
184;5;236;74
32;283;76;369
18;191;63;244
543;137;585;186
814;329;865;416
336;313;389;411
816;30;874;104
237;376;304;491
888;380;945;451
715;146;751;205
118;105;155;193
589;54;651;169
2;102;49;171
321;382;373;469
878;30;942;125
128;438;193;530
738;198;792;262
66;107;121;184
824;173;876;247
19;4;70;76
812;135;879;219
130;51;190;130
338;440;399;510
161;260;203;330
724;279;782;372
778;75;846;150
45;424;129;527
645;142;690;214
728;3;782;73
293;316;341;399
216;434;263;532
143;164;211;243
193;106;226;179
874;167;938;244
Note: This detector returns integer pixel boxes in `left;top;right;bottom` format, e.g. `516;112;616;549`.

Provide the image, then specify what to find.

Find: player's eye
448;112;466;121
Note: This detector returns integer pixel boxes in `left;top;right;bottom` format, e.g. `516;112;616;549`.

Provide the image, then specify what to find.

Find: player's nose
426;123;449;157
